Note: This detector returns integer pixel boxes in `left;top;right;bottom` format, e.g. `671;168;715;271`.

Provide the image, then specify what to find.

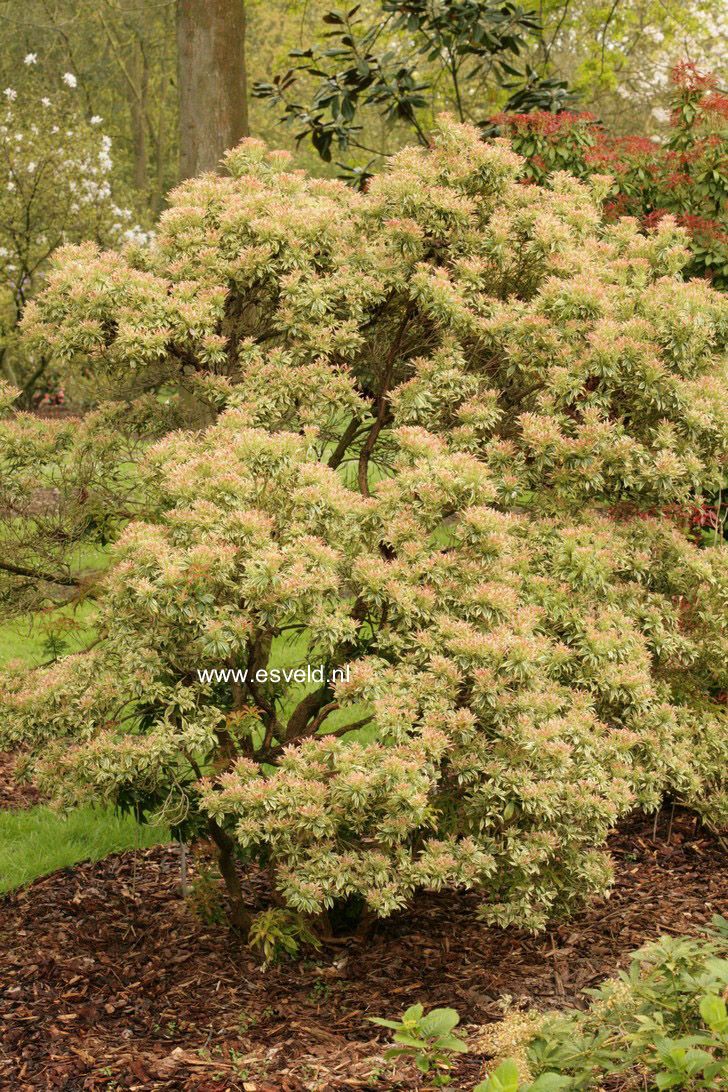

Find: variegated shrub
1;118;726;935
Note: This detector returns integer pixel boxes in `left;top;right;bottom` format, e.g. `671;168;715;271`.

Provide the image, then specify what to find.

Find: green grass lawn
0;537;108;665
1;581;169;896
0;615;366;896
0;805;168;895
0;600;99;666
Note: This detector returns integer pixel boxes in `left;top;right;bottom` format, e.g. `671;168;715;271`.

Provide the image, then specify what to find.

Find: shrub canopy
2;119;727;933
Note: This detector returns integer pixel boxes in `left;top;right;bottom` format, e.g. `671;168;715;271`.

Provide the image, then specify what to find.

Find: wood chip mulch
0;808;726;1091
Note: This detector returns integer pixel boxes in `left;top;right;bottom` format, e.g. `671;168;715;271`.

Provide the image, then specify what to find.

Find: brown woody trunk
207;819;253;935
151;73;170;216
128;35;149;194
176;0;249;180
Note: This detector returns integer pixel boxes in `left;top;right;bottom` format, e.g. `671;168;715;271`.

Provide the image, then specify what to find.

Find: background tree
0;0;723;197
252;0;728;178
535;0;728;135
252;0;576;176
176;0;249;178
0;61;147;404
0;0;178;212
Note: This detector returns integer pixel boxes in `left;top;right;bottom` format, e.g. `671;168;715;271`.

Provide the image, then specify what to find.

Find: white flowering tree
0;56;148;404
1;121;726;942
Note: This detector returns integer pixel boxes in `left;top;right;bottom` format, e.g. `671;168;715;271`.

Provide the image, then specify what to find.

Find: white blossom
3;88;17;101
90;115;102;125
62;72;77;89
122;225;154;246
98;136;113;173
24;53;37;66
41;97;51;107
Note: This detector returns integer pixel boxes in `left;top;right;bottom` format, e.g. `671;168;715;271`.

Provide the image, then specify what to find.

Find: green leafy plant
37;613;83;662
309;978;331;1004
185;858;227;926
475;919;728;1089
474;1059;571;1090
370;1004;467;1086
475;1060;521;1092
401;923;728;1090
645;993;728;1089
247;908;322;967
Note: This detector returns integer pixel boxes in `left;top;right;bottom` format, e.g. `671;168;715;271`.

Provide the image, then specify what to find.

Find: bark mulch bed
0;808;726;1091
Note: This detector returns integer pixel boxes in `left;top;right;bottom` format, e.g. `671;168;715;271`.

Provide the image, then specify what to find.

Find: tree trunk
207;819;253;935
151;73;170;216
128;35;149;194
176;0;249;180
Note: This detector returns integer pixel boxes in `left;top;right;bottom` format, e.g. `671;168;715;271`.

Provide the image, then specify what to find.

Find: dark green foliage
253;0;571;169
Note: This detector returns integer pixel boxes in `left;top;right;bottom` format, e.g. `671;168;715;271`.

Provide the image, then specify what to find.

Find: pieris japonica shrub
1;117;727;937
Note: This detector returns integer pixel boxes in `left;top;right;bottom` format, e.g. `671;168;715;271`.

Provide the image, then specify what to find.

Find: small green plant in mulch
376;919;728;1090
247;907;322;967
369;1004;468;1087
185;856;227;926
